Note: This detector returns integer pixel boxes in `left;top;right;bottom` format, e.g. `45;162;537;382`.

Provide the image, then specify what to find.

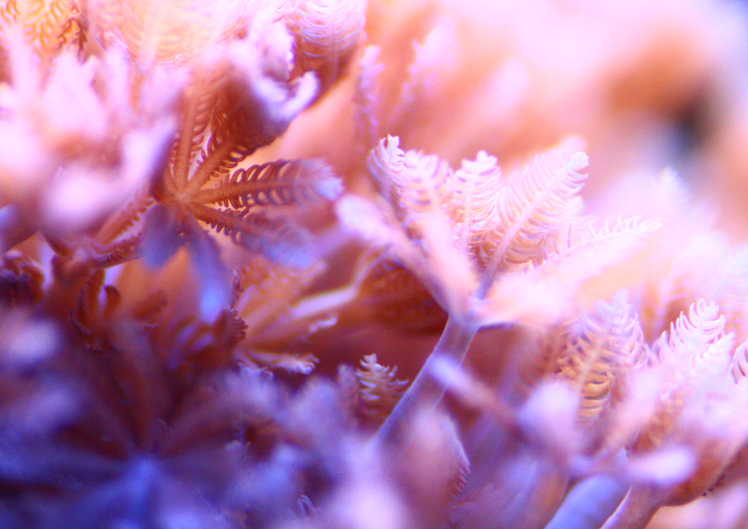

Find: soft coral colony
1;0;748;528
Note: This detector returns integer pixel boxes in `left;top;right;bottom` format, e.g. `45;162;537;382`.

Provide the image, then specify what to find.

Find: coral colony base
2;1;748;528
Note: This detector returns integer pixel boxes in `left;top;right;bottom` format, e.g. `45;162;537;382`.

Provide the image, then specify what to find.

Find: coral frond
89;233;143;268
192;158;342;210
186;131;252;194
545;216;661;276
367;135;452;222
634;300;733;453
449;150;503;244
556;293;648;420
486;137;589;270
665;299;734;377
86;0;246;64
95;192;153;245
356;353;408;422
482;217;660;327
191;201;318;267
284;0;366;90
5;0;83;57
169;71;225;191
190;202;267;239
248;350;319;374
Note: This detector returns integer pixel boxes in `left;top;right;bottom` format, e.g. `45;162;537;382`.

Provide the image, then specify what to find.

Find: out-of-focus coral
2;1;748;529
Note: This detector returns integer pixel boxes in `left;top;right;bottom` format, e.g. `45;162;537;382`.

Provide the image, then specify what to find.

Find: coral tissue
1;1;748;528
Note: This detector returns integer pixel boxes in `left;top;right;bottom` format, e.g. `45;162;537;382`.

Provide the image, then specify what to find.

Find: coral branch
375;315;479;445
542;475;629;529
601;486;663;529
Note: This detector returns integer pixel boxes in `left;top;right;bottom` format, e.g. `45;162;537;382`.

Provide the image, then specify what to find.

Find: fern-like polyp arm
629;300;746;506
184;134;248;196
367;135;452;221
284;0;366;90
367;135;405;205
356;353;408;420
555;293;647;421
182;66;320;198
191;202;318;267
95;194;154;245
449;150;503;243
478;137;589;294
480;216;660;327
89;233;144;269
191;159;342;210
189;202;268;239
7;0;84;57
664;299;734;377
549;217;661;264
170;75;222;191
195;204;292;254
235;255;327;339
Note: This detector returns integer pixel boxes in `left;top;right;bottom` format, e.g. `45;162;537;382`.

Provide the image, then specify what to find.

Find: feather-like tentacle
356;353;408;422
95;193;153;245
448;150;503;248
169;72;224;191
482;217;660;327
192;159;342;210
484;137;588;274
284;0;366;91
5;0;83;57
190;202;316;267
635;300;734;452
556;293;647;421
367;135;453;227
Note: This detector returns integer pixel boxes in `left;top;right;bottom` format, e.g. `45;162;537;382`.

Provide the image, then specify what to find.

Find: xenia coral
1;1;748;528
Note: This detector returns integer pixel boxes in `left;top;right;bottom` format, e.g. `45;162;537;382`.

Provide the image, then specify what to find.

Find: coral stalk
600;486;663;529
375;315;479;444
542;475;629;529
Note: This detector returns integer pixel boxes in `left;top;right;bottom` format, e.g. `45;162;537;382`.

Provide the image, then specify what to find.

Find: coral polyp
1;1;748;528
